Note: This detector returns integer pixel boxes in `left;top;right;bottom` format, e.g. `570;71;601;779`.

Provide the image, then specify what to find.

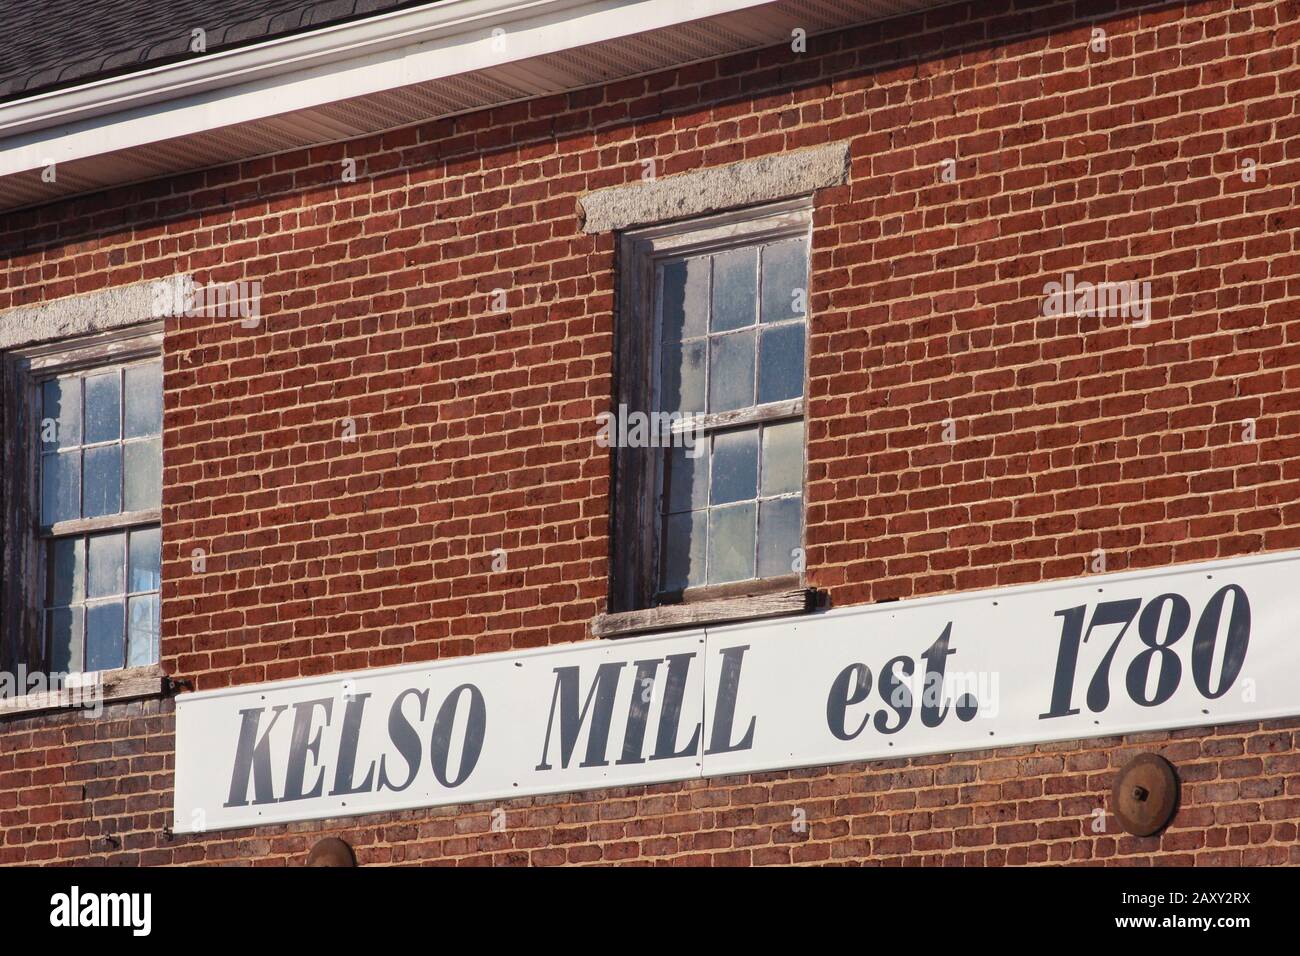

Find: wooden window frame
1;322;165;707
598;198;817;638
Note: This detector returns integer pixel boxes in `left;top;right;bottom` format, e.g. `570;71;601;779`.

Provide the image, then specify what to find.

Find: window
609;199;811;623
2;324;163;675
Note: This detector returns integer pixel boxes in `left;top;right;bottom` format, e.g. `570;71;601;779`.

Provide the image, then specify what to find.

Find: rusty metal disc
306;837;357;867
1112;753;1178;837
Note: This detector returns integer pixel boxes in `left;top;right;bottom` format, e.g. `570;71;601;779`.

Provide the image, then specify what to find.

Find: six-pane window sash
652;227;809;599
37;357;162;674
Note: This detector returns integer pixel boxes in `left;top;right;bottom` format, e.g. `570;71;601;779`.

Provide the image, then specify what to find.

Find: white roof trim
0;0;948;211
0;0;774;176
0;0;585;137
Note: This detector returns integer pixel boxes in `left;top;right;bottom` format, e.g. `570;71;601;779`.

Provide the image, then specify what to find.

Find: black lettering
704;645;756;755
616;659;662;766
874;655;913;734
329;692;376;797
224;705;287;808
919;623;955;728
535;662;624;770
650;653;701;761
827;663;872;741
283;697;333;802
378;687;427;792
430;684;486;788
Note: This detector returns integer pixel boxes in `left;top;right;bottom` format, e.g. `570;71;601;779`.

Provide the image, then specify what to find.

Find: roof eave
0;0;952;212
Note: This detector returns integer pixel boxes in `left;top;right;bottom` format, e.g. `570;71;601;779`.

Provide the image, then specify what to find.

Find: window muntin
630;206;809;604
36;356;162;673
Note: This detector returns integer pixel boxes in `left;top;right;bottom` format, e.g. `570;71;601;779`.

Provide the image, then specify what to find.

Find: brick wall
2;700;1296;865
2;0;1300;863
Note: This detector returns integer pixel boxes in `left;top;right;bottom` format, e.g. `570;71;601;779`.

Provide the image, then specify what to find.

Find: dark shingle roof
0;0;441;103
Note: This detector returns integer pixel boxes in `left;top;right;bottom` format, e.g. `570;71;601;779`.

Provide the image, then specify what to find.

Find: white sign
174;550;1297;832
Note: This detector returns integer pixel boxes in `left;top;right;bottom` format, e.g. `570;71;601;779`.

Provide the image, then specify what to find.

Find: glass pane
124;438;162;511
88;531;125;599
660;257;708;343
711;247;757;332
46;537;86;606
659;340;705;414
761;420;804;496
708;330;755;413
41;451;80;525
710;428;759;505
128;526;162;593
761;238;809;323
708;503;756;584
47;607;83;673
84;371;121;444
42;377;81;448
661;511;706;593
758;322;805;404
127;594;161;667
758;496;802;578
86;601;125;672
664;445;709;515
83;445;123;518
124;362;163;439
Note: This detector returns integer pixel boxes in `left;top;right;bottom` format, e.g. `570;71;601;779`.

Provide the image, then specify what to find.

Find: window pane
83;445;123;518
661;511;706;593
128;526;162;593
88;531;125;599
708;330;755;413
86;601;125;672
124;438;162;511
665;445;708;514
758;496;802;578
84;371;121;444
647;221;811;601
660;340;705;414
761;238;808;323
758;322;805;404
127;594;161;667
42;377;81;448
710;427;759;505
47;607;83;673
41;451;80;525
46;537;86;606
710;247;757;332
124;362;163;439
707;503;756;584
660;257;708;343
761;420;804;496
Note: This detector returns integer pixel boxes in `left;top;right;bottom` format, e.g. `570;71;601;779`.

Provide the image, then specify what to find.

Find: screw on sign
1111;753;1179;837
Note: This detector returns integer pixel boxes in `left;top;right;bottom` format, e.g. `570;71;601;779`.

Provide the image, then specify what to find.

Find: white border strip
172;547;1300;832
0;0;776;177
